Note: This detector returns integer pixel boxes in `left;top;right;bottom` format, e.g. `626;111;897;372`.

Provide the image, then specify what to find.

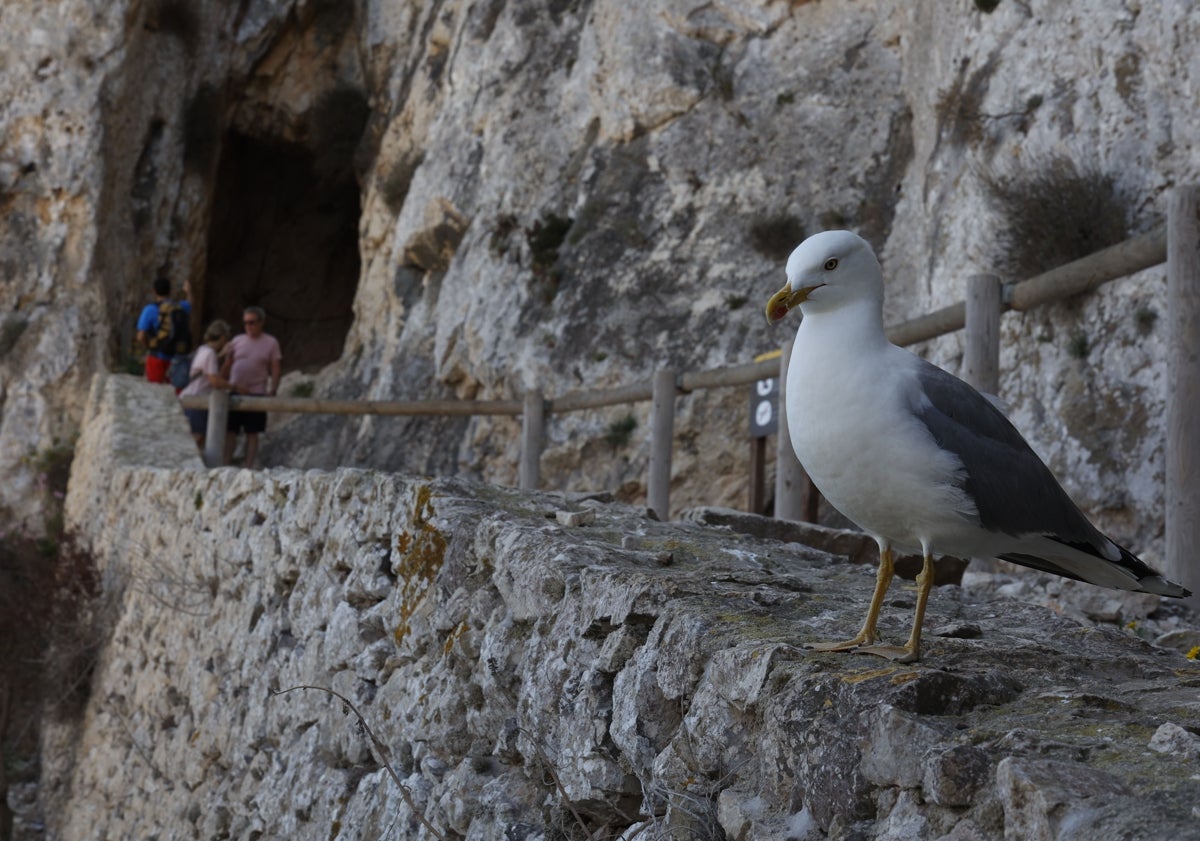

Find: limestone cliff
3;0;1199;561
40;374;1200;840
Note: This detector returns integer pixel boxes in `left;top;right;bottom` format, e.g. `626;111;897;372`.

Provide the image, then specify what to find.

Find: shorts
184;408;208;436
228;410;267;435
145;355;169;383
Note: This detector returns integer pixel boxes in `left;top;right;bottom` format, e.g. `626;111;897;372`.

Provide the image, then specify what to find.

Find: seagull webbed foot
854;643;920;663
805;632;879;653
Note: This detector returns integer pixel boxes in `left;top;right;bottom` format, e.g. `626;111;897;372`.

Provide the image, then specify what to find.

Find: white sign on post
749;376;778;437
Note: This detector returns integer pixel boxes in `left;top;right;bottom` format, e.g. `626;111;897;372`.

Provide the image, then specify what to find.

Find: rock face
3;0;1198;566
42;373;1200;840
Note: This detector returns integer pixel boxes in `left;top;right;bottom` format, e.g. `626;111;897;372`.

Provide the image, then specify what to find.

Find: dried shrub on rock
748;213;805;263
983;156;1131;281
0;531;105;834
1;441;108;832
526;212;574;304
605;413;638;448
934;59;996;148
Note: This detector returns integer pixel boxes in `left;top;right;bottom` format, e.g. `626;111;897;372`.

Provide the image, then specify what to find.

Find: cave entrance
203;130;360;374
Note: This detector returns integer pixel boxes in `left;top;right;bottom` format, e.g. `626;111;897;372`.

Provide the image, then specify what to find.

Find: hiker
135;277;193;385
221;306;281;469
179;320;237;450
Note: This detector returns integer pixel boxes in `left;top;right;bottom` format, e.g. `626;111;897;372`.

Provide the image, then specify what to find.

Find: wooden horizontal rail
549;381;655;412
178;394;523;416
885;225;1167;347
542;357;783;414
181;226;1169;425
681;358;777;391
1007;225;1167;311
182;359;787;423
886;302;967;348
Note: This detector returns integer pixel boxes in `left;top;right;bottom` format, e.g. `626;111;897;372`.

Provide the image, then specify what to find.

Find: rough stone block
860;704;943;789
555;508;597;527
1148;722;1200;759
995;758;1128;841
923;744;992;807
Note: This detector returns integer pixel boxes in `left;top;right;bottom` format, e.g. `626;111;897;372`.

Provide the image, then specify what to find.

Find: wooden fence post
1166;185;1200;605
203;389;229;468
647;369;676;520
748;437;767;514
964;273;1002;396
520;389;544;491
963;273;1003;573
775;339;806;521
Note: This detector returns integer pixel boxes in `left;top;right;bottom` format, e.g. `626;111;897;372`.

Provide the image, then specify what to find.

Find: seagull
765;230;1190;662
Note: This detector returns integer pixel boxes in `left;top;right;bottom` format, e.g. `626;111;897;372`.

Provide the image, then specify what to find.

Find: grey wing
911;360;1105;548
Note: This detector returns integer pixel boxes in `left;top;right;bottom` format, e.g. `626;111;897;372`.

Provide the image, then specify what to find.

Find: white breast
785;319;978;553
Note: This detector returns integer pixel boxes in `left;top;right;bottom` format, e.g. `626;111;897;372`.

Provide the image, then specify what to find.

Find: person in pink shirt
221;306;282;468
179;319;236;450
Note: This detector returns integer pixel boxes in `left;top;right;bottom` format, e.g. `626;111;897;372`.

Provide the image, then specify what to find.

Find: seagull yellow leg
857;551;935;664
807;545;894;652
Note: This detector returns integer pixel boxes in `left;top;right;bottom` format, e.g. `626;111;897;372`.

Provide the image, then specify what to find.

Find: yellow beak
765;284;822;324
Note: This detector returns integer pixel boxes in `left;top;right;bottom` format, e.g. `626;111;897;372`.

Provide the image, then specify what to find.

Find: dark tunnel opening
203;130;361;374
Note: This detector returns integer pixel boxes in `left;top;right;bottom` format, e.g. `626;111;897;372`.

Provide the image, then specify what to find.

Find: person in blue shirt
136;277;192;383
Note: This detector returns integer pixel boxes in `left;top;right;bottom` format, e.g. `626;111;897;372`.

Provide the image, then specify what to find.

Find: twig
110;704;169;782
516;727;591;834
271;685;445;840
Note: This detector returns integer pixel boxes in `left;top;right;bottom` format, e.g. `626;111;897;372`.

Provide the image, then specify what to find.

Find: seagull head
765;230;883;323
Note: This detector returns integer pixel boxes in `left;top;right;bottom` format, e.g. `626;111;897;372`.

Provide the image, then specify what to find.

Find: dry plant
272;685;447;840
982;155;1132;281
0;530;107;837
748;214;806;263
116;536;217;618
517;726;634;840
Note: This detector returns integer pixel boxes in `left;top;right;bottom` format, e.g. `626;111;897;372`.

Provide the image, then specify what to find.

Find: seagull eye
823;258;838;271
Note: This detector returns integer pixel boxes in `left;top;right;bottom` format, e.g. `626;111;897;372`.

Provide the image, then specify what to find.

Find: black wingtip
1137;575;1190;599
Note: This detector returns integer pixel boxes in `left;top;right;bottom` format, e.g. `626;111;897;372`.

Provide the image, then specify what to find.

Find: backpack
146;300;192;357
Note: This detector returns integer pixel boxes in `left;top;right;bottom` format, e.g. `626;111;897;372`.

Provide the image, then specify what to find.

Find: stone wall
40;373;1200;840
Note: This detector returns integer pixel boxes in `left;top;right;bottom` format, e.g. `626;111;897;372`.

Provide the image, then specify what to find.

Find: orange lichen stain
889;671;921;686
841;667;898;685
392;485;448;645
414;484;437;525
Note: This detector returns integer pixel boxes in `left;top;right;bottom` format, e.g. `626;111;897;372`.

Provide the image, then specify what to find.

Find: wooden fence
180;186;1200;599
